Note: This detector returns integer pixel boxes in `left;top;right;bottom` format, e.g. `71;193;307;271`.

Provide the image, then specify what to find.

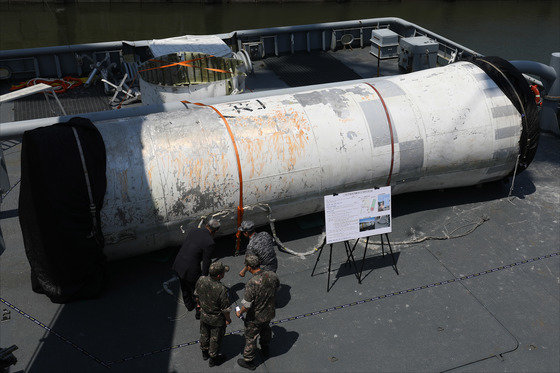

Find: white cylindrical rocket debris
97;60;537;259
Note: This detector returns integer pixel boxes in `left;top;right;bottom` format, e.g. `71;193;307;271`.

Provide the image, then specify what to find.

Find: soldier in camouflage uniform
238;220;278;277
194;262;232;367
236;254;280;370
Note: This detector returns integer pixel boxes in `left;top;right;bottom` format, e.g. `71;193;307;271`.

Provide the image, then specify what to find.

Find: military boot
201;350;210;361
237;358;257;370
209;354;226;367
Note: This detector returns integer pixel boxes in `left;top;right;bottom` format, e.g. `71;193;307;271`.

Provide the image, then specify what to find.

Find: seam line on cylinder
363;82;395;186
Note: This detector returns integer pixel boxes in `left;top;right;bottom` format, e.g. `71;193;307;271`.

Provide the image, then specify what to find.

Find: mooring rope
356;215;489;248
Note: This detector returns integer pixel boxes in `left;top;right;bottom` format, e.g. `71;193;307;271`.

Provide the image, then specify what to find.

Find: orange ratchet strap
118;56;233;109
181;100;245;254
364;82;395;186
139;56;233;75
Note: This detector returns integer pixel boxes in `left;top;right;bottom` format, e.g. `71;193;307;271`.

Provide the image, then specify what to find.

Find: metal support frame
311;233;399;292
101;73;136;105
42;89;67;116
370;45;400;77
82;52;117;93
0;83;66;117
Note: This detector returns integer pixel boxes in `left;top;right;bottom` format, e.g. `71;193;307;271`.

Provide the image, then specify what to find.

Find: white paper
324;186;392;244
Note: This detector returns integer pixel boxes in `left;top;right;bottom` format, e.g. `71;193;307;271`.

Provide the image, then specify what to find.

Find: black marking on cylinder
398;139;424;177
491;105;517;118
484;87;503;99
344;86;372;97
360;101;398;147
294;89;350;118
366;81;406;98
495;126;520;140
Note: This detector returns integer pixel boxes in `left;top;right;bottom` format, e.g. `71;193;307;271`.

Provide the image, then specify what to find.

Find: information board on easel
313;186;397;291
324;186;392;244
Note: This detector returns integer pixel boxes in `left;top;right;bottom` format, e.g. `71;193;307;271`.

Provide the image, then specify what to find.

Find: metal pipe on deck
509;60;557;89
511;53;560;135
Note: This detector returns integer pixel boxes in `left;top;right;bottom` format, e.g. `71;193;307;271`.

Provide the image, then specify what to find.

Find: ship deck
0;47;396;122
0;45;559;373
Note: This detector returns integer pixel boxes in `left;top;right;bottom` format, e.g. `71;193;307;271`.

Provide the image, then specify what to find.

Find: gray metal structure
0;18;475;84
511;55;560;135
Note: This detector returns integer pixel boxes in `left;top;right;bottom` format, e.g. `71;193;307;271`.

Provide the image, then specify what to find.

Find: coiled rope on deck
356;215;489;249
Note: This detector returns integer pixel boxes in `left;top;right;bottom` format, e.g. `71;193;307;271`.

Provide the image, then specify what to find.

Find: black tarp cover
465;56;540;173
19;117;107;303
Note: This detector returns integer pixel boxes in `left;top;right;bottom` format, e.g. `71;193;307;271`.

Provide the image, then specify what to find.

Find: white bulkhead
97;61;521;259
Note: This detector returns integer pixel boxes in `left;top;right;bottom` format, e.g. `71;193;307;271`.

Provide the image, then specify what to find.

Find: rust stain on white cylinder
98;62;522;259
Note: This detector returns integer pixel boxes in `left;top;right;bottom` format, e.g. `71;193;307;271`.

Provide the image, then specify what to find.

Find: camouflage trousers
200;321;226;358
242;321;272;362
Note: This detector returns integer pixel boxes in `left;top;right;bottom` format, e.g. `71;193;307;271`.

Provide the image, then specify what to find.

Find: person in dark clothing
238;220;278;277
172;219;220;319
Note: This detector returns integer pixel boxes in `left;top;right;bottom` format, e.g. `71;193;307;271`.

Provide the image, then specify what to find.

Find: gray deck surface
0;47;559;373
0;83;113;122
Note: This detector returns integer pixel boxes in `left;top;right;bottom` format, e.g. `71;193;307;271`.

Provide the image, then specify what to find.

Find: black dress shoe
237;358;257;370
202;350;210;361
209;354;226;367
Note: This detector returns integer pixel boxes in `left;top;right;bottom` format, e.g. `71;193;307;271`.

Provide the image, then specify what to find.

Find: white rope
184;201;490;258
243;203;326;258
164;204;490;322
158;275;191;321
162;275;179;296
356;215;489;248
196;209;234;228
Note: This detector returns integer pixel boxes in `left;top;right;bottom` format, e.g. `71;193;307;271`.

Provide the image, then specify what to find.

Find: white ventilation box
370;29;399;59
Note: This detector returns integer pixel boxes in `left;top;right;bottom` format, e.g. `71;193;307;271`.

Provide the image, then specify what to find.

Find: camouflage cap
209;261;230;277
244;254;260;268
238;220;255;232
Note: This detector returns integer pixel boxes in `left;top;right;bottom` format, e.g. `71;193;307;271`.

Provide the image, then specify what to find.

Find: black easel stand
311;242;334;292
311;233;399;291
356;233;399;281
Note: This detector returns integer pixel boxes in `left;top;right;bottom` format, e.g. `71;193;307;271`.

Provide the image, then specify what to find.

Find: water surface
1;1;558;63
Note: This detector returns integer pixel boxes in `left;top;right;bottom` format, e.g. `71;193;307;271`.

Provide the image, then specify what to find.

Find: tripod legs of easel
358;237;369;284
355;234;399;282
344;240;361;281
311;243;334;292
380;233;399;275
311;234;399;291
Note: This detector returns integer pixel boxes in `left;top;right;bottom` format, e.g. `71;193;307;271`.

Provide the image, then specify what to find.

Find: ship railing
0;17;479;81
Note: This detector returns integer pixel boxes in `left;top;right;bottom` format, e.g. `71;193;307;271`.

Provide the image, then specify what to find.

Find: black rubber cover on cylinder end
19;117;107;303
463;56;540;174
